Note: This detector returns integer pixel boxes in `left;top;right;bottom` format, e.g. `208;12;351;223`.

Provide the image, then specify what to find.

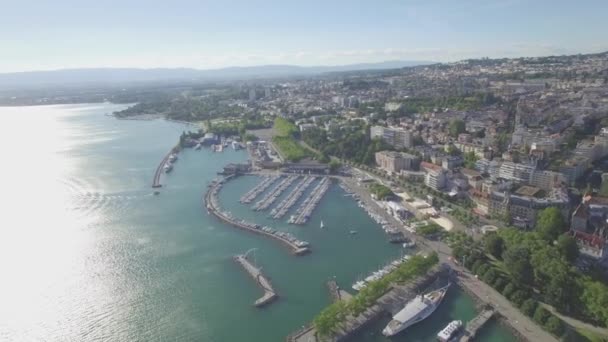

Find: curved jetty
205;177;310;255
234;251;278;307
152;149;177;188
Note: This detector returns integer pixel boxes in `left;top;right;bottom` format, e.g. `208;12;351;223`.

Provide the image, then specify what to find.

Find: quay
240;175;281;204
205;177;310;255
286;264;448;342
252;175;299;211
460;307;496;342
233;250;278;307
289;177;331;225
270;176;316;219
152;148;176;188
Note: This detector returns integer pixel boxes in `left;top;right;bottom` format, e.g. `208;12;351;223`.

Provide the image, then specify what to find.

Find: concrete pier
460;307;495;341
234;252;278;307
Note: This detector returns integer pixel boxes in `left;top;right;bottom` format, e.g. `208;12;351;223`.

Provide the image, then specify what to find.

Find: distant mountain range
0;60;434;89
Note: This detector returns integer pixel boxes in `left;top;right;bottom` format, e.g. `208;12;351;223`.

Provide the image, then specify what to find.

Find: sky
1;0;607;73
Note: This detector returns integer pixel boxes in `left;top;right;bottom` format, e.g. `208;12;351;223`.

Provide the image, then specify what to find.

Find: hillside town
110;51;608;341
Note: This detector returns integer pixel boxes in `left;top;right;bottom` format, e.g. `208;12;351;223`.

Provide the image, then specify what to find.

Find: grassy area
274;117;298;137
369;182;393;200
575;327;608;342
272;136;311;162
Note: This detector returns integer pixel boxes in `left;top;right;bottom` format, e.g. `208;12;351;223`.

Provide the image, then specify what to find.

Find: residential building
498;161;535;183
370;125;414;149
442;156;463;170
375;151;420;173
421;161;446;190
489;187;569;229
528;170;567;191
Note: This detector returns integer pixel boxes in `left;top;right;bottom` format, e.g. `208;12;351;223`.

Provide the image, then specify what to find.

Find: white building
370;126;414;149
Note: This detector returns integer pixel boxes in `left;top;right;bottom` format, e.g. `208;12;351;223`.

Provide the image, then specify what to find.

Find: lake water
0;103;516;341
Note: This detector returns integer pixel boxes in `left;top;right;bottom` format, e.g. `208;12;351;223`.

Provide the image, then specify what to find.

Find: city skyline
2;0;608;73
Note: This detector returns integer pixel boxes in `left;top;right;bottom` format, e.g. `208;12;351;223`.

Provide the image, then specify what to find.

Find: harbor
233;249;278;307
288;177;331;225
205;176;310;255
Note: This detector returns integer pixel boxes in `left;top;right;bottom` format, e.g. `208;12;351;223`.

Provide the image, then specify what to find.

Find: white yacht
382;283;450;337
320;220;325;229
437;320;463;342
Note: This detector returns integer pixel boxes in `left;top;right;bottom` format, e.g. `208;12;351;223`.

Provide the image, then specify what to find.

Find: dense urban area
6;51;608;341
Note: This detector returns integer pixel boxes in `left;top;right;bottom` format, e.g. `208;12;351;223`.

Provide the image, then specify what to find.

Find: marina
270;176;317;219
252;175;299;211
233;249;278;307
288;177;331;225
205;176;310;255
240;175;281;204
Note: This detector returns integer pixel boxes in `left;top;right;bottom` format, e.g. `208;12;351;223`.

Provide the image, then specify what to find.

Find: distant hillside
0;61;434;89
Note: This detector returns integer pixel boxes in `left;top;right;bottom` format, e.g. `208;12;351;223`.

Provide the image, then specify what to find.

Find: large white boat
382;283;450;337
437;319;463;342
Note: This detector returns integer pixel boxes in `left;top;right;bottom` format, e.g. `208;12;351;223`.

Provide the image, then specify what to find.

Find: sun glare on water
0;106;112;340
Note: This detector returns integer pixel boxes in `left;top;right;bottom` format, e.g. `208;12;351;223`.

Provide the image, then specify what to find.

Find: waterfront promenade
234;251;278;307
341;170;557;342
205;177;310;255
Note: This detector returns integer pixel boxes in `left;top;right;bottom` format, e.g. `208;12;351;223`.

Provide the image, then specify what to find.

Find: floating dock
270;176;316;219
289;177;331;225
252;175;299;211
240;175;281;204
234;251;278;307
205;177;310;255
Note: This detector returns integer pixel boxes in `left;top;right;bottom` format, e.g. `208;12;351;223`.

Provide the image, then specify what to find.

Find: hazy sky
2;0;607;72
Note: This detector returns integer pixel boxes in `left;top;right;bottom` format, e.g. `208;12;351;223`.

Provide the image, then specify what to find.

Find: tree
484;234;505;259
448;119;466;137
556;235;579;263
329;160;341;173
536;207;566;242
545;316;565;336
503;246;534;285
482;268;498;284
509;290;528;306
463;151;478;169
520;299;538;317
502;283;516;299
533;306;551;325
492;277;507;292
